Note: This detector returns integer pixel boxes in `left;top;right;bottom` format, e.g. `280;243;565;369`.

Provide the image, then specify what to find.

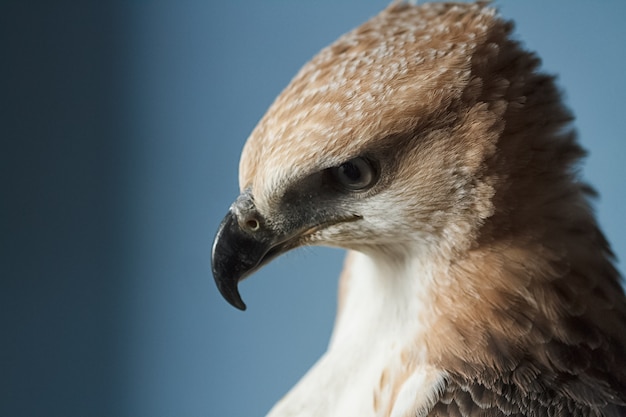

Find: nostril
245;217;260;232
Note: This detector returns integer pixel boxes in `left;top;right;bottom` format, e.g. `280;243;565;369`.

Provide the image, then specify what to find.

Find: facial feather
239;3;496;214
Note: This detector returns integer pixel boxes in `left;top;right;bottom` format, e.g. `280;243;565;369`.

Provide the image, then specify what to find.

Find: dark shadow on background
1;2;130;415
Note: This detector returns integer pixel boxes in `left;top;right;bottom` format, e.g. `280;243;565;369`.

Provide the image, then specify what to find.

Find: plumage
211;2;626;416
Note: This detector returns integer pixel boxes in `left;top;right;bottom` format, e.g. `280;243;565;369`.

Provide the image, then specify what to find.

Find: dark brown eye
331;157;376;191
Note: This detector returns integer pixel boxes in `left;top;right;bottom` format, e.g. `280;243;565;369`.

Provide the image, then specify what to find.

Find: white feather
266;251;446;417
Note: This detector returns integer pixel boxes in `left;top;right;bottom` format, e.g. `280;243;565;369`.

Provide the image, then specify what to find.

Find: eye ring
330;157;377;191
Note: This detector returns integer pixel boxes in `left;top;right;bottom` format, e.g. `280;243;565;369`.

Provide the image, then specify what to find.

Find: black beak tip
234;299;247;311
219;286;247;311
213;272;247;311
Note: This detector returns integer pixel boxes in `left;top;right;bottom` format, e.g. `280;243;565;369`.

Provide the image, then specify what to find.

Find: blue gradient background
2;1;625;416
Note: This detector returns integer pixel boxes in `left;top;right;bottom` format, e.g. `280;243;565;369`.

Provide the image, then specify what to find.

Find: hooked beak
211;192;299;311
211;191;361;310
211;211;289;310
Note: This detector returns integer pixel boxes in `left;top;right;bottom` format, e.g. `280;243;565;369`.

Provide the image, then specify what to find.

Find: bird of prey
211;2;626;416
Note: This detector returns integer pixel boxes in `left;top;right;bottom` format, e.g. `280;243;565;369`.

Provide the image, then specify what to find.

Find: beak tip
228;290;247;311
212;263;248;311
213;277;248;310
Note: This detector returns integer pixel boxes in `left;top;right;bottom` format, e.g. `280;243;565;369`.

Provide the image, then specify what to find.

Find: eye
331;157;377;191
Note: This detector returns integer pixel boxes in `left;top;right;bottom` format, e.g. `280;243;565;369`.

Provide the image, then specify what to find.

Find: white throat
266;251;447;417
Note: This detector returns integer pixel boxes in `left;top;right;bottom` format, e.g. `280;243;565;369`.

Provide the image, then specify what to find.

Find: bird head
212;3;571;310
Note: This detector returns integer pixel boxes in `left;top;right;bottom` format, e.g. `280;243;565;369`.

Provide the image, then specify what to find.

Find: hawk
211;2;626;416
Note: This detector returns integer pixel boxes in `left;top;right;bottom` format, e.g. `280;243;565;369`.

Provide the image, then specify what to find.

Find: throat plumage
267;251;448;417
